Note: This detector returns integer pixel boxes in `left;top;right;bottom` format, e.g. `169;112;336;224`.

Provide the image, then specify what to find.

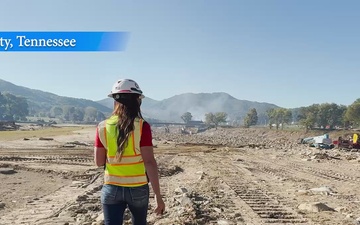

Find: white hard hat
108;79;144;99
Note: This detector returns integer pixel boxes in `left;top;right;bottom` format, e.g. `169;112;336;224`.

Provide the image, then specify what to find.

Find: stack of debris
0;121;19;131
300;134;335;149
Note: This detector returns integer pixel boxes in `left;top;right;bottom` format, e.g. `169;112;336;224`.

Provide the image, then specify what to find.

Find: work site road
0;143;359;224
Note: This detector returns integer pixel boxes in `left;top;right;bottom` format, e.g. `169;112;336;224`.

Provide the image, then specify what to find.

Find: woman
94;79;165;225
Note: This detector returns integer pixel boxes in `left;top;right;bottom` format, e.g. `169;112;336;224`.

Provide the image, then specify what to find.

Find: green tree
317;103;346;129
298;104;320;131
205;113;215;126
279;108;292;130
345;101;360;127
205;112;227;129
181;112;193;123
267;108;292;130
243;108;258;128
214;112;227;127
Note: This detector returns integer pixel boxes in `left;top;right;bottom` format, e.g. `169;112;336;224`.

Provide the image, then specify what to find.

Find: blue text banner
0;32;129;52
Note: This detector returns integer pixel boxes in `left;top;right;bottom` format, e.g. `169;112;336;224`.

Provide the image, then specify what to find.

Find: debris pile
0;121;19;131
153;127;322;150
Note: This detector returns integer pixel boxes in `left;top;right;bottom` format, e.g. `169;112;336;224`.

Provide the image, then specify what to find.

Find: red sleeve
94;127;104;148
140;121;153;147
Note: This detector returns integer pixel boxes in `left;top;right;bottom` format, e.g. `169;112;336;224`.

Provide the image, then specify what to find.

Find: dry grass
0;126;94;141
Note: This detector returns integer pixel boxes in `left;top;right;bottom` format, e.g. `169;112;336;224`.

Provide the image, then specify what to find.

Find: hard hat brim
108;93;145;99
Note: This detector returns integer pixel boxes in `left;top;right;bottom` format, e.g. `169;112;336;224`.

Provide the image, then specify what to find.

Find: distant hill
0;79;282;124
98;92;280;123
0;79;112;116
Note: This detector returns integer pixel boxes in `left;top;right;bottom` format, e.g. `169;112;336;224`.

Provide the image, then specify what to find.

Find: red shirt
94;121;153;148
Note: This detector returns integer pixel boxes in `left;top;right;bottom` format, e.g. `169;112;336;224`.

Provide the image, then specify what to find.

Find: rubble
309;186;336;196
0;168;16;175
355;217;360;225
152;127;342;152
39;137;54;141
1;125;360;225
0;121;19;131
298;202;335;212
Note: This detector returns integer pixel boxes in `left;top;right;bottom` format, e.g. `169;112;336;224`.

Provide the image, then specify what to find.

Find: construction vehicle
337;133;360;150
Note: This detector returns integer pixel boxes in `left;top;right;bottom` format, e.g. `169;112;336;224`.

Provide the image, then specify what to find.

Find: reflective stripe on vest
98;116;147;187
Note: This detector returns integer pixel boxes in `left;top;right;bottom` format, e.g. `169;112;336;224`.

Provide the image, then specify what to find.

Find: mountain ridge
0;79;112;115
98;92;280;123
0;79;281;123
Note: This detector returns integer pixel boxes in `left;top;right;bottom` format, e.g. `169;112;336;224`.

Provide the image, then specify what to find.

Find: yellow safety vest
98;115;148;187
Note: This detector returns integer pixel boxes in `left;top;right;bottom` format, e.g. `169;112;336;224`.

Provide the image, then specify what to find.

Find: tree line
181;111;228;129
180;98;360;131
0;92;106;123
296;99;360;131
3;90;360;128
45;105;106;123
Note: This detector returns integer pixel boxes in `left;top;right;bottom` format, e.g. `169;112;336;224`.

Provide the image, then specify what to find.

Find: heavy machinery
337;133;360;150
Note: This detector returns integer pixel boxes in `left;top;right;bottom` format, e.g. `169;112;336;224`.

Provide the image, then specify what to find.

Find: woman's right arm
141;146;165;214
141;146;161;196
140;122;165;214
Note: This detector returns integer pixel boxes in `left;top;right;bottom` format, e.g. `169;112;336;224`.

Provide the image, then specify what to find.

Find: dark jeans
101;184;149;225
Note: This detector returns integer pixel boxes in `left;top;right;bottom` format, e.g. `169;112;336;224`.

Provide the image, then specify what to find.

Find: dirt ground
0;125;360;225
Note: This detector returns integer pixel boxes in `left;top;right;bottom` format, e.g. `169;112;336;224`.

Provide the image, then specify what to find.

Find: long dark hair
112;93;143;161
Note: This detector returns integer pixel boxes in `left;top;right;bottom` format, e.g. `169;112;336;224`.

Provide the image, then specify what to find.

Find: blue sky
0;0;359;108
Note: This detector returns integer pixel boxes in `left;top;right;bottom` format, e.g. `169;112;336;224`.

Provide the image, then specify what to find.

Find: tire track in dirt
232;155;360;225
227;181;308;224
0;179;100;225
202;154;310;225
0;156;93;166
182;154;247;224
297;165;360;183
246;158;360;185
147;153;248;224
232;157;360;212
251;164;311;184
0;163;100;182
